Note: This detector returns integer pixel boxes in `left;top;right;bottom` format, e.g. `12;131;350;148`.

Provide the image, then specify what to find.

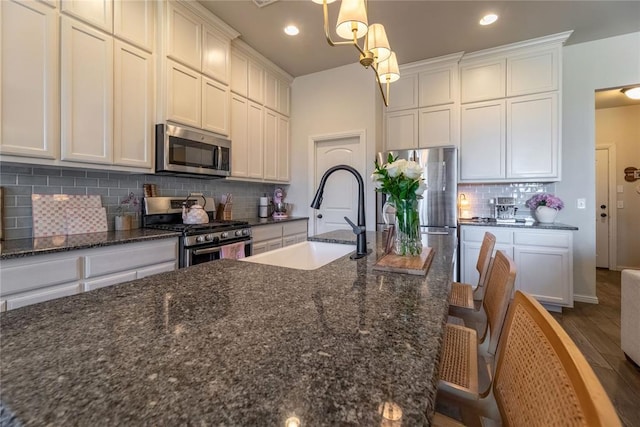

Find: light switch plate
617;185;624;193
576;198;586;209
617;200;624;209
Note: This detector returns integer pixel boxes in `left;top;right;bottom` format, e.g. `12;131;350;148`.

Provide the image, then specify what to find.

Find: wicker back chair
438;251;516;403
434;291;622;427
449;232;496;311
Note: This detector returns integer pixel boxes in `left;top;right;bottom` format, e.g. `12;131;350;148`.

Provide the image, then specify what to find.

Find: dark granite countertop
240;216;309;227
0;229;181;260
0;229;456;426
458;219;578;231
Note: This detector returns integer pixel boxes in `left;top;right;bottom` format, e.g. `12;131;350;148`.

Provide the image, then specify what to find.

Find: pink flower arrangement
525;193;564;210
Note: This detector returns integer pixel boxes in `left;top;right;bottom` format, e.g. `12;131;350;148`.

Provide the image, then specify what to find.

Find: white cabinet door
418;105;457;148
6;283;82;311
230;49;248;96
386;73;418;111
460;58;505;103
230;93;249;178
166;59;201;128
202;23;229;84
166;1;201;71
461;241;512;286
507;93;558;179
248;60;264;103
507;47;559;97
113;0;154;52
264;71;278;111
202;76;229;136
137;261;176;278
60;16;113;164
247;100;264;179
385;110;418;150
113;40;153;168
263;108;278;181
61;0;112;33
266;238;283;252
84;270;136;291
278;78;290;116
0;0;58;159
514;246;571;306
251;241;268;255
277;114;290;182
460;100;505;181
419;66;456;107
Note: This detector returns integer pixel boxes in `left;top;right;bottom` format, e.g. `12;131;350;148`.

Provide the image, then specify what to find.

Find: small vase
392;198;422;256
115;215;133;231
534;206;558;223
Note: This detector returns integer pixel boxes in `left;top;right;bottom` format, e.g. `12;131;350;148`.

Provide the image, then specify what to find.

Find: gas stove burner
147;220;250;235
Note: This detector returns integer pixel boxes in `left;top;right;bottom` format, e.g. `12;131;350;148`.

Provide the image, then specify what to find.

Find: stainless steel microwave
155;124;231;178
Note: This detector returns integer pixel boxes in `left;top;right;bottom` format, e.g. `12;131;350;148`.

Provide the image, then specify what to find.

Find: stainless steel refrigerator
376;146;457;232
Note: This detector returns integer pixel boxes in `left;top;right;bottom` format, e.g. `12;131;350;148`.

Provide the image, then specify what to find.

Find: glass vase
393;198;422;256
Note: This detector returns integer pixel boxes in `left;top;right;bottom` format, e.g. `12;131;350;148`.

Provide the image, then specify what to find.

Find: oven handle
192;239;252;256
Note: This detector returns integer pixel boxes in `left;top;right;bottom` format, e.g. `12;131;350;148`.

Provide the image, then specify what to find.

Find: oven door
182;239;252;268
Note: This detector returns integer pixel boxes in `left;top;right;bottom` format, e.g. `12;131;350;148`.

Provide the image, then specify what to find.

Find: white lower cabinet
0;238;178;311
251;220;308;255
460;226;573;310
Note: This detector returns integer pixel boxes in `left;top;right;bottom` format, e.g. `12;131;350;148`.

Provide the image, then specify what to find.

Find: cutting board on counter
373;246;435;276
32;194;106;237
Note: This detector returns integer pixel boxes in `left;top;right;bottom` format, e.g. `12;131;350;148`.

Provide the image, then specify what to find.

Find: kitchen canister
259;197;269;218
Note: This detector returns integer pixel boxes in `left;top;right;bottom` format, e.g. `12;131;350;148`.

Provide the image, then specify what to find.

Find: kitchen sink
240;241;354;270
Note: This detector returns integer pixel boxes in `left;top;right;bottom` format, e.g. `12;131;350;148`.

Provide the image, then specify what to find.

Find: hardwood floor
552;269;640;427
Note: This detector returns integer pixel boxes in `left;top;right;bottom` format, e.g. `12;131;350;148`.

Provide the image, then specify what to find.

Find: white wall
289;63;381;235
561;32;640;303
596;104;640;269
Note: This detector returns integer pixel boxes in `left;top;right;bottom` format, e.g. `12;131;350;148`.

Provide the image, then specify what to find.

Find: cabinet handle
600;213;607;218
600;204;606;209
317;214;323;219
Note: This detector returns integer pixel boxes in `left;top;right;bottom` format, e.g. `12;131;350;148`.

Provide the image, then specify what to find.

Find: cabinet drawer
137;261;177;279
6;283;82;311
283;220;307;236
84;271;137;292
514;231;570;248
85;240;177;278
0;256;81;295
251;224;282;241
461;226;512;244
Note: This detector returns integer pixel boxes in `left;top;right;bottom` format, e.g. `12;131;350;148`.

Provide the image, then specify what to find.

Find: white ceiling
199;0;640;109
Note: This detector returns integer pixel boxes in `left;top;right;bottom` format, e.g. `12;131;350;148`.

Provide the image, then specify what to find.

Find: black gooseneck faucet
310;165;368;259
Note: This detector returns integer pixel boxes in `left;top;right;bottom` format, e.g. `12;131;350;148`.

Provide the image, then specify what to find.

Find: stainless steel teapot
182;193;210;224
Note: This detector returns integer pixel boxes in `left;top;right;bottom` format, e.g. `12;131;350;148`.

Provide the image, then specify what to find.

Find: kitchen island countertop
458;219;578;230
0;229;456;426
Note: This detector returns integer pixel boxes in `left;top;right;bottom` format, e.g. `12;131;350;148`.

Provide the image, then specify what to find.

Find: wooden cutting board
373;247;435;276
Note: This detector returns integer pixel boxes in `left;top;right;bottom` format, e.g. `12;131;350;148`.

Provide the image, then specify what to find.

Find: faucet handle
344;216;364;235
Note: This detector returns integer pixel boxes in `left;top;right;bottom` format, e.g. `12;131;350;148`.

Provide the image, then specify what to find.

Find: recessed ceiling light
621;87;640;100
284;25;299;36
480;14;498;26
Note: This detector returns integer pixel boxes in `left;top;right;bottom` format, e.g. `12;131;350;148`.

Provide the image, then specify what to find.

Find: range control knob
205;234;213;241
235;230;242;237
196;235;205;243
242;229;250;236
221;232;228;239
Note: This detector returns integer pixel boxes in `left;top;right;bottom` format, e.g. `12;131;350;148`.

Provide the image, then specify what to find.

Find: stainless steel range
143;196;251;268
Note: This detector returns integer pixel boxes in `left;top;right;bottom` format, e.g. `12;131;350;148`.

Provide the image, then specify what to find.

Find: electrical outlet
617;185;624;193
617;200;624;209
576;198;586;209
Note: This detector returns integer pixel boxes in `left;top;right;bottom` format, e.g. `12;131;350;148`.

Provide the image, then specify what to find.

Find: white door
313;135;363;235
595;148;609;268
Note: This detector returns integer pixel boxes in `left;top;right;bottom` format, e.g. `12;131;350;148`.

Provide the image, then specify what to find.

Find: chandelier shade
377;52;400;83
336;0;368;39
366;23;391;63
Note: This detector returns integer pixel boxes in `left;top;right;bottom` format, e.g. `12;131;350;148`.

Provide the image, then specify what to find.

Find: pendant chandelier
312;0;400;106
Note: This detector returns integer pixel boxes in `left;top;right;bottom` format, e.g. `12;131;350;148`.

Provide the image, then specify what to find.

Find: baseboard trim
574;294;599;304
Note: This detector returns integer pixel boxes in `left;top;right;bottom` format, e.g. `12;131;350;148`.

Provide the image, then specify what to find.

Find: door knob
600;213;607;218
600;204;606;209
317;213;323;219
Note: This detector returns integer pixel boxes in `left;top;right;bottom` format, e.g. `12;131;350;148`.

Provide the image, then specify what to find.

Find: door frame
307;129;366;237
596;144;618;270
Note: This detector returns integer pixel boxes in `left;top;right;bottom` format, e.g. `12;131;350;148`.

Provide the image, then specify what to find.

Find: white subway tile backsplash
458;182;556;218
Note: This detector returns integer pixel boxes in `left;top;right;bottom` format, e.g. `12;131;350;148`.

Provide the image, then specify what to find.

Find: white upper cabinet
460;57;506;103
114;0;154;52
230;93;249;178
386;73;418;111
202;24;230;84
61;0;112;33
507;92;558;179
0;0;58;159
248;60;264;104
166;1;201;71
113;40;153;168
507;46;559;97
60;16;113;164
230;49;248;96
264;71;278;111
202;75;230;136
385;110;419;150
419;65;457;107
166;59;201;129
277;114;290;181
247;100;264;179
418;105;457;148
460;100;505;181
263;108;278;181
